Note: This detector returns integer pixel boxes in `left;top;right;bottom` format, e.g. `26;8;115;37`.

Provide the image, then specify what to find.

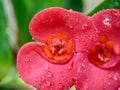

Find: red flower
17;7;95;90
74;9;120;90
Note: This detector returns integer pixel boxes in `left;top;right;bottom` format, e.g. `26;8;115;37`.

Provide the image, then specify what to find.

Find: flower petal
74;53;120;90
92;9;120;53
17;42;74;90
29;7;72;42
91;9;120;68
65;11;96;52
74;9;120;90
29;7;96;52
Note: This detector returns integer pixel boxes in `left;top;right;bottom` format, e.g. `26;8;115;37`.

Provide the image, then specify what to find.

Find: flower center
88;35;114;66
43;33;73;63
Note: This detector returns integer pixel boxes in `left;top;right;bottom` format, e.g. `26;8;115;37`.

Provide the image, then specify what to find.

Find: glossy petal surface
74;9;120;90
17;42;75;90
17;7;97;90
29;7;96;52
74;53;120;90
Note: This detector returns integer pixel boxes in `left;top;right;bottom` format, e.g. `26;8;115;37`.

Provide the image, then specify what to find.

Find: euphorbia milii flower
17;7;96;90
74;9;120;90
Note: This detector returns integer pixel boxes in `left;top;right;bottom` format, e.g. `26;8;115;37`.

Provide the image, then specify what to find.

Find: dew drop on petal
81;24;89;30
25;57;29;62
25;56;31;62
107;82;111;85
47;71;53;78
87;35;93;40
84;86;88;90
98;77;102;80
103;17;111;28
63;76;66;79
19;66;22;69
58;70;62;73
80;38;85;42
41;76;45;81
75;38;80;42
45;81;51;87
58;83;63;89
76;68;81;73
45;64;49;70
69;25;73;29
113;76;118;81
68;66;71;70
113;73;118;81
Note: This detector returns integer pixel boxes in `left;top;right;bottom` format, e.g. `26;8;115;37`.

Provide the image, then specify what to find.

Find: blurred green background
0;0;120;90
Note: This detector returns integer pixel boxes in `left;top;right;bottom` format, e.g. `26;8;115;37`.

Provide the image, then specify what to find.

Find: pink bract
17;7;95;90
74;9;120;90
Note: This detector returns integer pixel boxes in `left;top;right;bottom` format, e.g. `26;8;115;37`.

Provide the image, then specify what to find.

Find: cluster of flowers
17;7;120;90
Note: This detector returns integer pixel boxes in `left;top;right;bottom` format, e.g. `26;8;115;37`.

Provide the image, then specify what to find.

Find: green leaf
88;0;120;16
64;0;83;12
0;67;35;90
0;0;13;80
11;0;32;46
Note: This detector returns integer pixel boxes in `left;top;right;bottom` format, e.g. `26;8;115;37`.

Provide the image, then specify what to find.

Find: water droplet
76;68;81;73
58;83;63;88
103;17;111;28
98;77;102;80
80;38;85;42
45;81;51;87
107;82;111;85
69;25;73;29
47;71;53;78
68;66;71;70
81;24;88;30
58;70;62;73
63;76;66;79
81;64;85;67
87;35;93;40
84;86;88;90
75;38;80;42
25;56;31;62
45;65;49;70
113;76;118;81
103;17;110;25
113;73;118;81
41;76;45;81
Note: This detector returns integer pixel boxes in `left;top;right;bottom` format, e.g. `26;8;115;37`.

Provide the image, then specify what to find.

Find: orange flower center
43;33;73;63
88;35;114;66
